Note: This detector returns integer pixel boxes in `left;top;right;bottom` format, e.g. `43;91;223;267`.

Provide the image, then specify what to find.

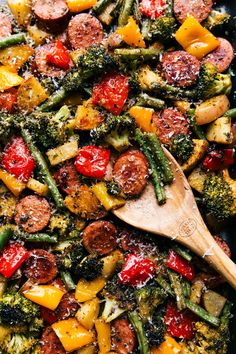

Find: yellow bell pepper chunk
52;318;94;352
0;66;24;91
27;25;49;45
129;106;155;133
22;285;65;310
26;178;49;196
66;0;97;12
95;318;111;354
76;297;100;330
175;16;219;59
117;17;145;48
0;45;34;71
102;250;124;278
0;169;25;197
174;101;191;114
7;0;32;26
92;182;125;211
75;277;106;302
151;336;182;354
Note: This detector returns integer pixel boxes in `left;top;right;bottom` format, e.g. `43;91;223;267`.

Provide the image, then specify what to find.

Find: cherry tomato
166;250;195;281
2;136;35;182
139;0;166;19
202;148;234;171
92;73;129;115
165;302;195;340
0;242;29;278
46;40;70;70
118;253;155;286
0;88;17;112
75;145;110;179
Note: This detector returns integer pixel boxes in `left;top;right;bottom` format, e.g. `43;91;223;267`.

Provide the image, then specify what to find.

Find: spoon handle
177;218;236;290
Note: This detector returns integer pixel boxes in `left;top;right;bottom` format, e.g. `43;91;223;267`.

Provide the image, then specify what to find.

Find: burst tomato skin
139;0;166;19
0;89;17;112
92;73;129;115
202;148;234;171
75;145;110;179
166;250;195;281
165;302;195;340
2;137;35;182
46;40;70;70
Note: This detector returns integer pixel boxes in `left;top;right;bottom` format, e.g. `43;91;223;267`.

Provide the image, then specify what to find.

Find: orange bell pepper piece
129;106;156;133
117;17;145;48
151;336;182;354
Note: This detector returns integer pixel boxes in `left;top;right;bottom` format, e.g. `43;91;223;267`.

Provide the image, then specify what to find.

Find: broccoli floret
1;333;38;354
170;134;194;164
53;239;86;271
150;17;177;42
106;180;122;196
73;256;104;281
136;286;166;321
0;292;39;326
203;10;231;32
24;105;71;149
202;172;235;220
143;307;165;348
91;114;135;151
101;297;126;322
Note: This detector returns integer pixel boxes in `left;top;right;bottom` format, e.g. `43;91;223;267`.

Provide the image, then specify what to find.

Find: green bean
187;109;206;140
93;0;112;14
21;128;65;209
141;19;152;41
128;311;151;354
168;270;186;311
118;0;135;26
136;93;165;110
181;279;191;298
0;33;26;50
114;48;161;61
173;244;192;262
61;271;76;291
220;301;232;327
225;108;236;118
0;226;13;250
14;231;58;244
37;87;68;112
135;129;166;205
185;299;220;327
155;275;174;296
146;133;174;184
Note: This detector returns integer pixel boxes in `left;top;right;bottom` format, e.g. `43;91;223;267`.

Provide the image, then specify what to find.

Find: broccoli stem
185;299;220;327
187;109;206;140
168;270;186;311
0;226;13;250
13;230;58;244
118;0;135;26
93;0;112;13
114;48;161;60
37;87;68;112
146;133;174;184
155;275;175;296
173;244;192;262
60;271;76;291
128;311;151;354
21;128;65;209
136;93;165;109
135;129;166;205
225;108;236;118
0;33;26;49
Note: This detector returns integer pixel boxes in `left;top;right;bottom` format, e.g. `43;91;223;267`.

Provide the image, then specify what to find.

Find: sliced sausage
0;13;12;38
153;108;190;145
24;249;57;284
111;319;136;354
174;0;212;23
161;51;201;88
55;293;79;320
33;43;68;78
54;162;81;195
113;150;149;197
32;0;69;32
14;195;51;233
41;326;66;354
68;14;104;50
83;220;117;255
214;235;231;258
202;38;234;73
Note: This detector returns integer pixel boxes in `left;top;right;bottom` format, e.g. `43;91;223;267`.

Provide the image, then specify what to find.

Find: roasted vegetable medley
0;0;235;352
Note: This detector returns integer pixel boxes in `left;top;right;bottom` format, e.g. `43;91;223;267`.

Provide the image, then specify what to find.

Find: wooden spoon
113;147;236;290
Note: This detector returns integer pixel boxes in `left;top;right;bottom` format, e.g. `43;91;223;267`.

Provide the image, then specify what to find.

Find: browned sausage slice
68;14;104;50
213;235;231;258
174;0;212;23
0;13;12;38
32;0;69;32
15;195;51;233
153;108;190;145
54;162;81;195
202;38;234;73
83;220;117;255
111;319;136;354
24;249;57;284
41;326;66;354
113;150;148;196
55;293;79;320
161;51;201;88
34;43;68;78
